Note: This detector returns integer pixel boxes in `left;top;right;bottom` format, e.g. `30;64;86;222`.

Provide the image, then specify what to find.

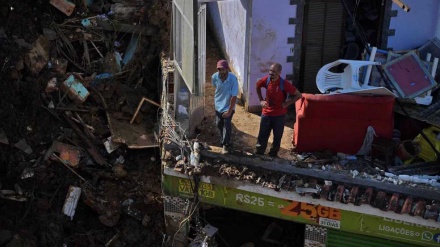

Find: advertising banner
163;175;440;246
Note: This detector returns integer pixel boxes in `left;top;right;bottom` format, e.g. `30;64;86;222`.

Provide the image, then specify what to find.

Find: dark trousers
256;114;285;155
215;110;235;146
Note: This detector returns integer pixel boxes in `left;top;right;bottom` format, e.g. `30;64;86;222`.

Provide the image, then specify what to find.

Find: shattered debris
0;189;27;202
50;0;76;16
103;136;120;153
45;141;82;167
62;185;81;220
0;0;170;246
60;74;90;103
13;139;32;154
25;35;50;75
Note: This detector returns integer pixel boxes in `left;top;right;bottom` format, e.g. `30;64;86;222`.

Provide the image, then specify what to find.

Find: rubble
163;140;440;224
0;0;170;246
62;185;81;219
60;74;90;103
50;0;76;16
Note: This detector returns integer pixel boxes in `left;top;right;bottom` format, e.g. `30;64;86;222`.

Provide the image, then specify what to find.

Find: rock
99;213;120;227
142;214;151;227
113;164;127;178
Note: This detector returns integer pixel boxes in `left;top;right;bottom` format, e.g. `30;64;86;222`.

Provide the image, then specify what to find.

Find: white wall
248;0;296;108
207;0;250;98
388;0;439;50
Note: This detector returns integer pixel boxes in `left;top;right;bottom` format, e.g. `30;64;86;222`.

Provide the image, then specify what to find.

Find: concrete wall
388;0;439;50
207;0;250;99
248;0;296;111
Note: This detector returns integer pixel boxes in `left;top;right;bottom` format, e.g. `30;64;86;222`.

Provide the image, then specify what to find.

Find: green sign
162;174;440;246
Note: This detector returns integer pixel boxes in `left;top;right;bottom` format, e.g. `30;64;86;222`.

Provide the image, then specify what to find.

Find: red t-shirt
256;75;297;116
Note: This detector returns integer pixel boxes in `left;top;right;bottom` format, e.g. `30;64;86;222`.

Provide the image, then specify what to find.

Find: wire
172;200;200;247
352;0;360;29
160;103;202;246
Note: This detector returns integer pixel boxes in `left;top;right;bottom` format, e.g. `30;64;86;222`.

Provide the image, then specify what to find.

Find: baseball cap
216;60;228;69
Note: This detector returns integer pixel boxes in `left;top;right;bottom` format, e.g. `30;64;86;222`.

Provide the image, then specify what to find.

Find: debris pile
0;0;170;246
162;141;440;224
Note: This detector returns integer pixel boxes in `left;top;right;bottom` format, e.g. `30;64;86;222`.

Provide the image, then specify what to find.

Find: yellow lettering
178;184;190;193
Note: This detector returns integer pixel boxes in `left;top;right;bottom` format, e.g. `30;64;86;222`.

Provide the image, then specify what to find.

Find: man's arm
256;84;267;108
222;96;237;118
222;76;239;118
257;87;263;101
211;74;216;87
282;90;302;108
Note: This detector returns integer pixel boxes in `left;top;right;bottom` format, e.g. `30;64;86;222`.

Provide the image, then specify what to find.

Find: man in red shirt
255;63;302;157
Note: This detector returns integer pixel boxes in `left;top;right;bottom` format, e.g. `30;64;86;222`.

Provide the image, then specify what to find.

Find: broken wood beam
62;112;107;166
111;2;146;24
53;154;96;189
56;107;90;112
90;41;104;58
83;40;91;71
96;19;156;36
130;97;161;124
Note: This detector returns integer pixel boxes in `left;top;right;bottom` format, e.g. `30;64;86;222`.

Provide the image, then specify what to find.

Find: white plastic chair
316;59;381;93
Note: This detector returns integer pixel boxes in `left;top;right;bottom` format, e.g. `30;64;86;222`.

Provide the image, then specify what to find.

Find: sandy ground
197;30;297;160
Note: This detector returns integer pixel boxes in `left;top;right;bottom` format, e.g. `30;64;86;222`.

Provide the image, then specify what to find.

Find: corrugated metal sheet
327;229;420;247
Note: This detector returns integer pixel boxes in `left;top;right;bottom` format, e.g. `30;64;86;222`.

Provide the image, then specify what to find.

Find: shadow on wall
206;0;250;41
206;0;250;66
206;2;226;58
190;105;205;137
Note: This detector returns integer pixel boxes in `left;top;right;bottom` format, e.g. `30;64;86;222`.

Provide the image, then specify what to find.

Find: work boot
268;151;278;157
269;148;279;157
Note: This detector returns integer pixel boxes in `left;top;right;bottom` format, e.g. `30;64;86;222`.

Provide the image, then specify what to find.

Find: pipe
392;0;410;12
